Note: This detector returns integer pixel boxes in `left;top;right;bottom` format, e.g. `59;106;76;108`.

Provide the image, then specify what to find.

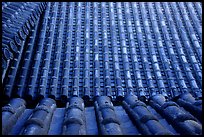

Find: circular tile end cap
14;34;21;46
10;40;18;53
3;48;13;60
19;30;26;40
23;25;29;35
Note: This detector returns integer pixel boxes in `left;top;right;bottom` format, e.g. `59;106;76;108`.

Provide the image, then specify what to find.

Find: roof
2;2;202;102
2;2;202;135
2;93;202;135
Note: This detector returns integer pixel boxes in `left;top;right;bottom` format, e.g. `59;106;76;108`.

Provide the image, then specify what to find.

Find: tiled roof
2;93;202;135
2;2;202;135
2;2;47;82
2;2;202;102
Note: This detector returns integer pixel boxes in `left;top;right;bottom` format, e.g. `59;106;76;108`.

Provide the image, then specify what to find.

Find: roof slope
2;2;202;135
2;2;202;102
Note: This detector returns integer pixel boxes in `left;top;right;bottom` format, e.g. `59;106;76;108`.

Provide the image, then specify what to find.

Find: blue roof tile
123;93;173;135
95;96;123;135
149;94;202;135
20;98;56;135
2;98;26;135
2;2;202;135
2;94;202;135
63;97;86;135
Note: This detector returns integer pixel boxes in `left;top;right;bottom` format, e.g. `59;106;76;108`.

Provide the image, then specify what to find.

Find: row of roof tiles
2;2;202;101
1;2;202;136
2;2;47;83
2;92;202;135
